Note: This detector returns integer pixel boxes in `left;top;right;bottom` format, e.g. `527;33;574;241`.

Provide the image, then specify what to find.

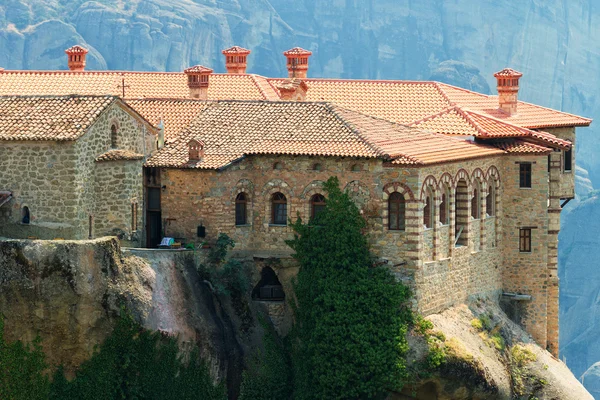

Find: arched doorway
252;267;285;301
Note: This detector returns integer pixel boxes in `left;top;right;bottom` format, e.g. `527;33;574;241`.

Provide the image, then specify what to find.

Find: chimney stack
222;46;251;74
188;139;205;162
184;65;213;100
65;45;89;72
277;78;308;101
283;47;312;79
493;68;523;115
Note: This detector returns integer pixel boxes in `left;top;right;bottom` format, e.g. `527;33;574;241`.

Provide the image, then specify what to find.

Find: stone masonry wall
0;140;80;239
0;102;155;242
501;154;550;349
160;154;506;319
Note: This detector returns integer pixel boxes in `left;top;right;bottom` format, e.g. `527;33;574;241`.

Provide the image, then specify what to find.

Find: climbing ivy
286;176;413;399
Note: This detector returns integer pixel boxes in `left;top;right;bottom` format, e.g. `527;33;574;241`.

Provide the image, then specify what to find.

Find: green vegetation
0;314;225;400
470;314;505;351
197;233;249;296
286;177;413;399
239;319;292;400
509;344;540;397
0;318;50;400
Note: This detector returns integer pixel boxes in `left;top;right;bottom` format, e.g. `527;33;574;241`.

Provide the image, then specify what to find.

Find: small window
273;162;283;170
351;164;361;172
519;163;532;188
388;192;406;231
110;125;118;149
235;193;248;226
88;215;93;239
471;187;480;219
439;191;449;225
310;194;326;219
519;228;532;252
312;163;322;171
271;192;287;225
486;185;495;217
21;206;30;224
423;192;433;229
564;148;572;172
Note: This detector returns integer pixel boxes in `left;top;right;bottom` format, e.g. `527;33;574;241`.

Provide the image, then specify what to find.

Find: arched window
351;164;361;172
423;189;434;229
273;162;283;170
235;193;248;225
388;192;406;231
271;192;287;225
455;179;468;246
439;187;449;225
471;184;480;219
310;194;326;219
110;125;118;149
486;185;495;217
21;206;30;224
312;163;322;171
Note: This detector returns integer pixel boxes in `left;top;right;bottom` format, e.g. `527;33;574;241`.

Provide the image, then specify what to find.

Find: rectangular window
564;148;572;172
519;163;532;188
519;228;532;252
272;203;287;225
235;202;247;226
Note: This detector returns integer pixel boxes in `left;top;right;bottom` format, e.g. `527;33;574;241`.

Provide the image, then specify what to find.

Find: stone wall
500;154;550;349
0;102;154;244
160;154;508;320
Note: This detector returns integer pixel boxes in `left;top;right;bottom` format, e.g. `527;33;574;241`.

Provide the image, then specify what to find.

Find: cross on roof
117;76;130;97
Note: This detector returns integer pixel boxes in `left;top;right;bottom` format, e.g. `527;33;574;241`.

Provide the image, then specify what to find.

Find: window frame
235;192;248;226
271;192;287;225
519;228;532;253
486;184;495;217
519;163;532;188
310;193;326;220
563;148;572;172
388;192;406;231
439;189;449;226
110;124;118;149
471;185;480;219
423;189;434;229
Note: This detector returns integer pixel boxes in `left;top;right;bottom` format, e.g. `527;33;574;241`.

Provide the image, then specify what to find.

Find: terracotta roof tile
0;71;279;100
222;46;251;55
489;140;551;154
125;98;211;142
95;149;144;162
146;101;505;169
283;47;312;56
493;68;523;78
0;95;116;141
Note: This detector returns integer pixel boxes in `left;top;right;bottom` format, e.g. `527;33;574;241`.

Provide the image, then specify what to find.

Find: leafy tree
287;177;412;400
48;312;226;400
0;317;50;400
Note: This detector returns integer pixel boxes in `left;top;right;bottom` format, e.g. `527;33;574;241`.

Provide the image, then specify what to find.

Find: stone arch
382;182;415;202
420;175;438;201
109;118;120;149
471;168;486;191
454;169;471;189
301;181;326;219
344;180;371;209
437;173;453;226
233;179;254;226
438;172;454;191
252;266;285;301
262;179;293;225
420;176;437;229
486;165;501;185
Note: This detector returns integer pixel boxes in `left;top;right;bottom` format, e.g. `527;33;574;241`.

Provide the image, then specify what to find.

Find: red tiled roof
489;140;551;154
146;101;505;169
0;71;279;100
493;68;523;78
95;149;144;162
0;95;117;141
283;47;312;56
222;46;251;55
0;191;11;208
184;65;213;74
125;99;211;142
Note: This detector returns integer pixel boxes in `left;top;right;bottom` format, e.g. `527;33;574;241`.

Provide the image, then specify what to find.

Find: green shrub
198;233;249;296
0;318;50;400
287;177;413;399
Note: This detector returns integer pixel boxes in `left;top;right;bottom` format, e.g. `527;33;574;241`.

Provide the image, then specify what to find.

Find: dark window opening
564;148;572;172
519;228;532;252
312;163;322;171
486;185;495;217
310;194;326;219
388;192;406;231
271;192;287;225
351;164;361;172
148;188;161;211
423;191;433;228
252;267;285;301
519;163;532;188
273;162;283;170
88;215;93;239
235;192;248;225
110;125;118;149
471;187;480;219
21;206;30;224
439;190;449;225
455;179;468;246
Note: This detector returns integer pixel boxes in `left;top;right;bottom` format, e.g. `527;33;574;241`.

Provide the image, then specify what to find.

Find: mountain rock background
1;0;599;395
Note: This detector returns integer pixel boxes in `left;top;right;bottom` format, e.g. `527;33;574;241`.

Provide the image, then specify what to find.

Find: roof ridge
0;94;117;99
432;82;455;107
436;82;490;99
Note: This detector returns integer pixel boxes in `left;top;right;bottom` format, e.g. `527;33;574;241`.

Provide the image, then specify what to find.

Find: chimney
65;45;89;71
188;139;205;162
277;78;308;101
184;65;213;100
283;47;312;79
493;68;523;115
222;46;251;74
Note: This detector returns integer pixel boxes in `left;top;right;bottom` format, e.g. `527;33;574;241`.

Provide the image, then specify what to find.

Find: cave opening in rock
252;266;285;301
